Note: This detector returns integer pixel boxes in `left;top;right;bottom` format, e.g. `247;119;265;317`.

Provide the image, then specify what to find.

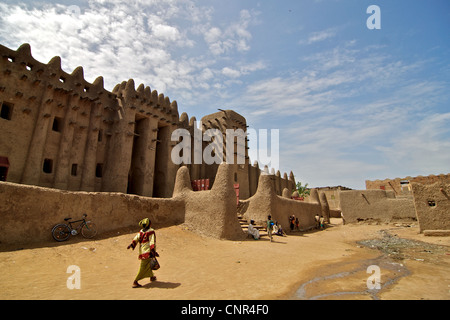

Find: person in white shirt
247;220;260;240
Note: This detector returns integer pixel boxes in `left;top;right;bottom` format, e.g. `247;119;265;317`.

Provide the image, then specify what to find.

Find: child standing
267;215;274;242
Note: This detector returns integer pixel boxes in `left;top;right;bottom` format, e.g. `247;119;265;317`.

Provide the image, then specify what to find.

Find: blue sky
1;0;449;189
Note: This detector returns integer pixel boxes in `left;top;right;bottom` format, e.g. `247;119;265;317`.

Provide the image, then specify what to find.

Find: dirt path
0;219;448;300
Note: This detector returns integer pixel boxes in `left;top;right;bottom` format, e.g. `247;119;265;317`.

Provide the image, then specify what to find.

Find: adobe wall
411;182;450;233
366;173;450;196
304;186;351;212
239;173;319;232
172;164;245;240
248;161;260;197
0;181;185;245
0;163;249;245
319;192;331;223
339;189;416;224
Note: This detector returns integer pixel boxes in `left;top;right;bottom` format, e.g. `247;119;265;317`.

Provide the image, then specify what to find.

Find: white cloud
204;27;222;44
376;113;450;174
197;68;214;82
0;0;265;115
222;67;241;78
298;27;337;45
221;61;266;79
151;24;181;41
200;9;258;56
307;28;336;44
238;44;441;119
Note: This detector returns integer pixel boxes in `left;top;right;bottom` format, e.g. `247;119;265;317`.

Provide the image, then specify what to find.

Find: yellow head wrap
139;218;150;228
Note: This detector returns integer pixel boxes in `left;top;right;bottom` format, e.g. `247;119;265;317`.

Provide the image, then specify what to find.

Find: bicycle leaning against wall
51;213;97;242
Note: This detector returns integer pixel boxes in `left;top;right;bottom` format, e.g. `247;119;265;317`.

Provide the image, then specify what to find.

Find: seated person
273;221;286;236
248;220;260;240
315;215;321;229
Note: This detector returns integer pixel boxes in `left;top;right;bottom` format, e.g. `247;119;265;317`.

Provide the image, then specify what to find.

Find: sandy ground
0;218;449;300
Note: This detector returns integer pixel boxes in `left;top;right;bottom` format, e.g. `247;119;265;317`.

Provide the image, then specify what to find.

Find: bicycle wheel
81;221;97;239
52;224;71;242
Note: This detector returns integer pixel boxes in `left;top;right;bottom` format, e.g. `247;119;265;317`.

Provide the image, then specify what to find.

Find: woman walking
127;218;159;288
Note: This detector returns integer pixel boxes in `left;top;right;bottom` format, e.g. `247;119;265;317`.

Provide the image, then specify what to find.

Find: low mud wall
239;174;320;231
172;165;245;240
0;181;185;245
411;182;450;233
340;189;416;224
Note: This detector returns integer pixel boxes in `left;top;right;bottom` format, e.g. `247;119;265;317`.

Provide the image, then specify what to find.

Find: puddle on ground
293;229;449;300
290;229;447;300
293;255;410;300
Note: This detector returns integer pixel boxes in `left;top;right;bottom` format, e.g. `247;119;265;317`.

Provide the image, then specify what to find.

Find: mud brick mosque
0;43;294;199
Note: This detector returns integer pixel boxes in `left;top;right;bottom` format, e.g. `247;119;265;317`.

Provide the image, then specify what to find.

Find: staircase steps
238;215;268;238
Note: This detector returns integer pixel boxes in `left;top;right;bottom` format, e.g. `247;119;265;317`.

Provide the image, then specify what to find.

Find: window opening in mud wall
43;158;53;173
95;163;103;178
52;117;63;132
0;156;9;181
0;167;8;181
0;101;13;120
71;164;78;176
400;180;410;192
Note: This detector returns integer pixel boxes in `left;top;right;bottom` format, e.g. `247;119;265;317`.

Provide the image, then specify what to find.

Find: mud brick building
0;43;294;199
366;174;450;196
